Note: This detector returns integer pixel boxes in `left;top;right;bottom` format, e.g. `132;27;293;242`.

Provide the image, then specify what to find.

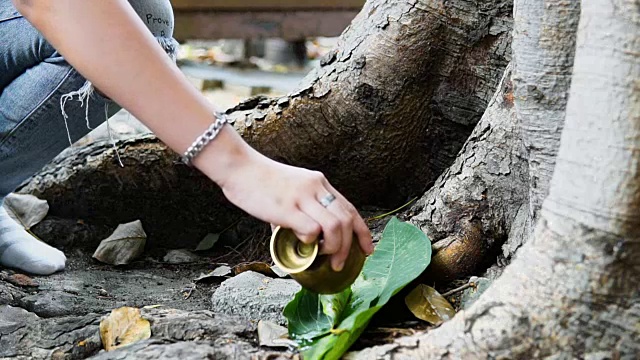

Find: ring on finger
319;193;336;208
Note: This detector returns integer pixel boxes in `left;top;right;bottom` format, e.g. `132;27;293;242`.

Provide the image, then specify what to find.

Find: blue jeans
0;0;176;202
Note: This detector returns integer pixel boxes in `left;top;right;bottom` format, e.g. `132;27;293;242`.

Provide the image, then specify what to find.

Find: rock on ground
89;339;296;360
211;271;300;325
0;305;293;359
0;250;296;359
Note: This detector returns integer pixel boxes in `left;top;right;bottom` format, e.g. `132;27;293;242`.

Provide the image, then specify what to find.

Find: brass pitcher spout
270;226;366;294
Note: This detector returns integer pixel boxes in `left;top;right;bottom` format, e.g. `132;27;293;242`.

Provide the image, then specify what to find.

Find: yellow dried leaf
405;284;456;325
99;307;151;351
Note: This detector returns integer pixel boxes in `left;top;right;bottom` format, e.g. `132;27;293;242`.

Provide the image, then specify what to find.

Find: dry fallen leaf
0;272;38;287
233;262;276;277
8;274;38;287
405;284;456;325
194;265;232;282
257;320;296;348
270;264;289;278
194;233;220;251
3;193;49;230
99;307;151;351
93;220;146;265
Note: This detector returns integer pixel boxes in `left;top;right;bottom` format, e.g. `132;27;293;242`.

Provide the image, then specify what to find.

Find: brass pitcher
270;226;366;294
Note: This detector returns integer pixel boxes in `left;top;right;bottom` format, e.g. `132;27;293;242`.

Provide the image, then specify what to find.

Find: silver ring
319;193;336;208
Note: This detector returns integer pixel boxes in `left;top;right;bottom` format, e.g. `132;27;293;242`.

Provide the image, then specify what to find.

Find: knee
128;0;174;38
128;0;178;60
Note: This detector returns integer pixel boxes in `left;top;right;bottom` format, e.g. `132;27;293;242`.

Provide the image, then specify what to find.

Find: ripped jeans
0;0;177;203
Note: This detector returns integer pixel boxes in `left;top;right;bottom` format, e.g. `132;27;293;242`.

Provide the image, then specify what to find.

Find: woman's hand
200;142;374;271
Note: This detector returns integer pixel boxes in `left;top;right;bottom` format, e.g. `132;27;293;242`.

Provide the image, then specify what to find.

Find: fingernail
334;261;345;272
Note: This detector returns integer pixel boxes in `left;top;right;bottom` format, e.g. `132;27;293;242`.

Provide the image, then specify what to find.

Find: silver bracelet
181;111;229;166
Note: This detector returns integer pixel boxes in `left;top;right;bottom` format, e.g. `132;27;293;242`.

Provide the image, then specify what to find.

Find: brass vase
270;226;366;294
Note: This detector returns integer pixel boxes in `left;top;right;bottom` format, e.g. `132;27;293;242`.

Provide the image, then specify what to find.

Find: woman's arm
13;0;242;185
13;0;373;270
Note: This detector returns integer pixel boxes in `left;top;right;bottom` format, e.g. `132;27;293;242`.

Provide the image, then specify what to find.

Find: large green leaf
283;289;334;345
320;288;352;326
285;217;431;360
283;285;352;347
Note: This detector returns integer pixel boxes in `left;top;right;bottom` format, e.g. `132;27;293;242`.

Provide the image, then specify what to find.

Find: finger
299;199;342;254
353;215;374;254
282;210;321;244
322;182;374;254
325;200;354;272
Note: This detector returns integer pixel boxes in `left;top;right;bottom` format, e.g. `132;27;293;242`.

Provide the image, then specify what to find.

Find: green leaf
322;307;380;360
286;217;432;360
283;289;333;345
301;306;381;360
320;288;352;326
363;217;432;306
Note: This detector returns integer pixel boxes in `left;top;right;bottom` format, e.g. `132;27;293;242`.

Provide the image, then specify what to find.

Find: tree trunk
410;64;529;283
410;0;580;283
351;0;640;357
21;0;512;248
512;0;580;222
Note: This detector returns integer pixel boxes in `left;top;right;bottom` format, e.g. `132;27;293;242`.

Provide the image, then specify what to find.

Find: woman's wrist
191;124;257;188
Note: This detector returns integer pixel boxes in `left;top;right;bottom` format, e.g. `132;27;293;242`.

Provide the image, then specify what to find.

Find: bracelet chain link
181;111;229;166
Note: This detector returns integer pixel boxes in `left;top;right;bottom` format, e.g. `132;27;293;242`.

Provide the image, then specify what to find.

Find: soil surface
1;210;417;359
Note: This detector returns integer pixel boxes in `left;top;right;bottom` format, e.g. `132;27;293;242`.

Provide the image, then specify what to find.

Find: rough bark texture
512;0;580;222
408;0;581;284
351;0;640;357
409;64;529;283
21;0;512;248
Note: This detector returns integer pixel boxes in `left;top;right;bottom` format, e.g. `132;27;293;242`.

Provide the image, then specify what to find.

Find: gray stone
163;249;199;264
0;280;26;305
18;291;76;317
0;305;39;335
460;277;492;310
211;271;300;325
89;338;280;360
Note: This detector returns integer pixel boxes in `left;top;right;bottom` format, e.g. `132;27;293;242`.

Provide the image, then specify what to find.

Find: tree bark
410;64;529;282
409;0;581;283
512;0;580;222
351;0;640;357
21;0;512;248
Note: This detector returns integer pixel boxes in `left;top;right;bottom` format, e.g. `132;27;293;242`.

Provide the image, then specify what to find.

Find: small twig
366;197;418;222
442;277;480;297
367;327;416;336
182;283;196;300
220;217;242;234
442;283;472;297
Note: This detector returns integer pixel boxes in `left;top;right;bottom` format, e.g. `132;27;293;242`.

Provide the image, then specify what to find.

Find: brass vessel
270;226;366;294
